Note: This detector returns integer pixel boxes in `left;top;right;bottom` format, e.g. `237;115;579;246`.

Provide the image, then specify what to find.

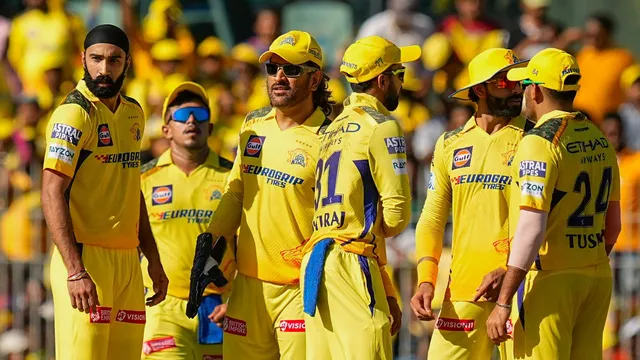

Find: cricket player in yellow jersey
300;36;418;360
487;48;622;360
202;30;333;360
40;25;168;360
140;82;236;359
410;48;531;360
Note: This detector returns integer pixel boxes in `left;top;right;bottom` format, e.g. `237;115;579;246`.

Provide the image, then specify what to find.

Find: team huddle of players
40;23;619;360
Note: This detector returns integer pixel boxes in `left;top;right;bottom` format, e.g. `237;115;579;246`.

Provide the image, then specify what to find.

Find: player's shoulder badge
444;125;464;142
287;148;310;167
358;106;394;124
526;117;566;144
141;158;159;174
246;106;273;122
452;146;473;170
62;89;92;114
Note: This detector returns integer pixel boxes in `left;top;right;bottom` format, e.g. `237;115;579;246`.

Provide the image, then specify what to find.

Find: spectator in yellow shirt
8;0;84;94
229;43;270;114
196;37;233;124
574;14;634;124
600;112;640;313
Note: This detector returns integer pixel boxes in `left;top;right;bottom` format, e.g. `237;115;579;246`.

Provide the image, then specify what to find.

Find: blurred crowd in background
1;0;640;359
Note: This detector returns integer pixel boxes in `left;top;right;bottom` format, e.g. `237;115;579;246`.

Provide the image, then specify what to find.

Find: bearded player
41;24;168;360
410;48;532;359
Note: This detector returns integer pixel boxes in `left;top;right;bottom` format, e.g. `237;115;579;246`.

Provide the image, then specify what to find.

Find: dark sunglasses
486;77;520;90
382;67;406;83
171;107;210;123
265;63;318;78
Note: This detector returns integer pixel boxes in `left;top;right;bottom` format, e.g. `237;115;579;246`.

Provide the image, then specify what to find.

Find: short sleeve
43;104;93;178
514;135;558;212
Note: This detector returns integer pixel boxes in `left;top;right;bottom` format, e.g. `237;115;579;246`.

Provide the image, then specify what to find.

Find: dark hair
468;87;480;103
349;79;375;93
305;62;335;116
589;12;615;34
603;111;623;128
544;75;580;104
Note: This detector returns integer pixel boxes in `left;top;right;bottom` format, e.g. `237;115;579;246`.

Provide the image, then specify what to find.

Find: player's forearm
506;209;548;270
41;180;83;275
138;192;161;264
604;201;621;256
415;194;450;286
496;266;527;305
206;192;243;238
380;266;397;299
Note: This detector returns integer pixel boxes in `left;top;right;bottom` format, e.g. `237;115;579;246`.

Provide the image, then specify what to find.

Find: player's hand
410;282;435;321
68;276;100;314
146;258;168;306
473;267;507;302
486;305;511;345
208;303;227;328
387;296;402;335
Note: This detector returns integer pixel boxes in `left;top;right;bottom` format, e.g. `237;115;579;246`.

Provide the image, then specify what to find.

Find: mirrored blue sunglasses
171;107;210;123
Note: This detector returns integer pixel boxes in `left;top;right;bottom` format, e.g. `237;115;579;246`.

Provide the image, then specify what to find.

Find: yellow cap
151;39;184;61
162;82;210;123
231;43;260;67
259;30;323;69
621;64;640;92
197;36;227;58
422;33;452;71
522;0;551;8
340;36;422;84
450;48;528;100
508;48;581;92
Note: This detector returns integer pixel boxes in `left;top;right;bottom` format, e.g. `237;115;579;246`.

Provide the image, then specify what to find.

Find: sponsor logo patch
48;144;75;165
51;123;82;145
519;160;547;178
244;135;266;158
152;185;173;205
210;190;223;200
392;159;407;175
142;336;177;355
94;152;141;169
149;209;213;224
97;124;113;147
115;309;146;324
521;181;544;198
385;136;406;154
90;306;112;324
435;317;475;332
287;148;309;167
452;146;473;169
428;171;436;191
224;317;247;336
279;319;306;332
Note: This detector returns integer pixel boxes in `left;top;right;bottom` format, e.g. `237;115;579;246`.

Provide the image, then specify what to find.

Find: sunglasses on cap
486;77;520;90
171;107;210;123
265;63;318;78
382;67;406;83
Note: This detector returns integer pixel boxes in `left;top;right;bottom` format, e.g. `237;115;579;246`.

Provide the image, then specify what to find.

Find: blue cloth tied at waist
303;238;333;316
197;294;223;344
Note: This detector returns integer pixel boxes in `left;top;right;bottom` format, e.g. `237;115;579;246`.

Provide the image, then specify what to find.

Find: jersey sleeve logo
392;159;408;175
244;135;266;158
47;144;75;164
519;160;547;178
51;123;82;145
428;171;436;191
385;136;406;154
521;181;544;198
97;124;114;147
152;185;173;205
130;123;141;142
452;146;473;169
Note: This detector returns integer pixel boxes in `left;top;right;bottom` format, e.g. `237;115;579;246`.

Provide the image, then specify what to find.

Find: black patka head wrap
84;24;130;54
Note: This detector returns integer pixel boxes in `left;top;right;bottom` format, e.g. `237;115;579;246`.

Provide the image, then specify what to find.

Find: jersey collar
300;107;328;133
76;80;102;103
344;92;392;117
157;148;221;169
535;110;578;127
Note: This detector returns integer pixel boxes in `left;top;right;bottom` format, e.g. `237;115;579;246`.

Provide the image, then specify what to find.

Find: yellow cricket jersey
43;80;145;249
416;115;533;301
303;92;412;297
510;110;620;270
207;106;330;285
140;149;235;299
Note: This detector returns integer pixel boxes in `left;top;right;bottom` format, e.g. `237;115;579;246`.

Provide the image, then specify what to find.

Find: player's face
83;43;129;99
382;64;404;111
484;73;523;118
266;55;320;109
601;119;622;151
164;101;213;150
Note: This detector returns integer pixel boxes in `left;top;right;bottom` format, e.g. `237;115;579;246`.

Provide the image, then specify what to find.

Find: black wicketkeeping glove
186;233;228;318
